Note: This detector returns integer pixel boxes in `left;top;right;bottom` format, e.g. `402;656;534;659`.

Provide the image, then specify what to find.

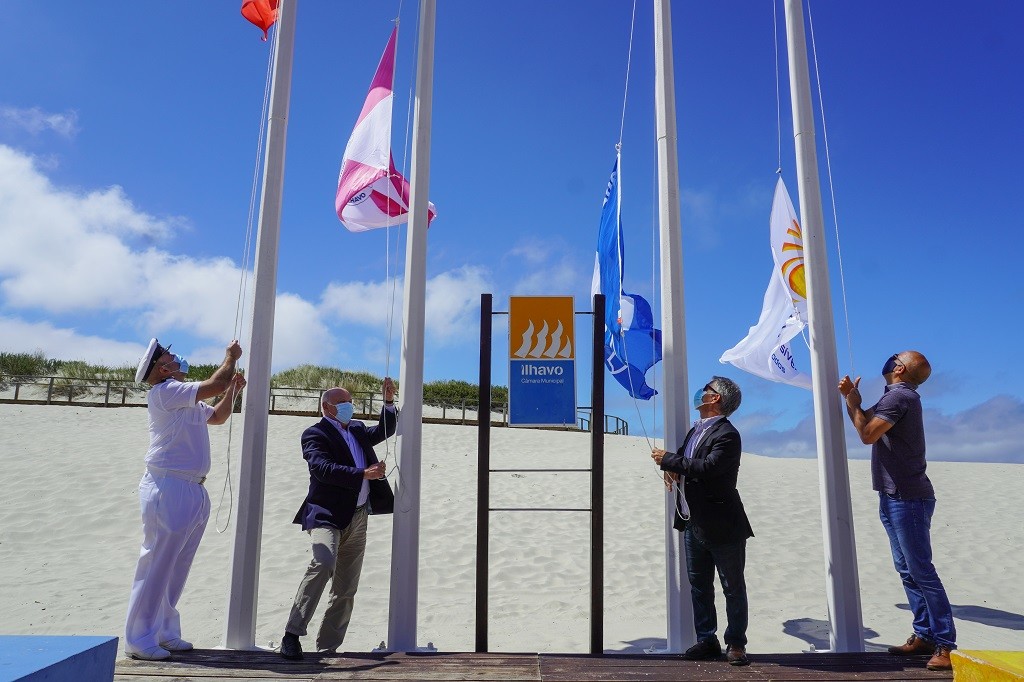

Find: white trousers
125;472;210;654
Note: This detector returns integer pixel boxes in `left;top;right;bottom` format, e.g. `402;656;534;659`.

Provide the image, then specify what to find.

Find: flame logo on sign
779;218;807;301
514;320;573;358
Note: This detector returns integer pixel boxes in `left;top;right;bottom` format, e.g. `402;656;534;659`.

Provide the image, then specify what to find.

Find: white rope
618;0;638;147
650;108;659;448
216;19;277;535
384;1;426;514
608;0;660;453
806;0;855;375
377;13;404;469
773;0;783;173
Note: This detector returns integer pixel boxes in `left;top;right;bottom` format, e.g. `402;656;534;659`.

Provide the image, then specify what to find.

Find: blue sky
2;1;1022;462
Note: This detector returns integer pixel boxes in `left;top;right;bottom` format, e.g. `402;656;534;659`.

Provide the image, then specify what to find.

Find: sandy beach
0;403;1020;656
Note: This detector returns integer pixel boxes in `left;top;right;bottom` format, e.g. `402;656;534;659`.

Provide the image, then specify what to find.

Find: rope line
378;12;405;468
618;0;638;147
612;0;658;451
216;18;277;535
384;0;429;515
650;109;659;450
773;0;783;173
806;0;855;375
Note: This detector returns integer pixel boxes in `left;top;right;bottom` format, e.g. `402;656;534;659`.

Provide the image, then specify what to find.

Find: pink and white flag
335;28;436;232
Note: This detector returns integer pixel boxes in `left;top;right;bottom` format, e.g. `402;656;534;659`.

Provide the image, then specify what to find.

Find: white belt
147;467;207;485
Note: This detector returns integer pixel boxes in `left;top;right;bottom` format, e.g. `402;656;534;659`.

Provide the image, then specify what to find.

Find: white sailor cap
135;338;168;383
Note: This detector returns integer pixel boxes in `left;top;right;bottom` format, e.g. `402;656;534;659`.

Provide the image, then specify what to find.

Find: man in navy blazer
652;376;753;666
280;378;397;660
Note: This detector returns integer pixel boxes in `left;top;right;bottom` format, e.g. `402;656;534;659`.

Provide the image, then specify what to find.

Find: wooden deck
115;649;954;681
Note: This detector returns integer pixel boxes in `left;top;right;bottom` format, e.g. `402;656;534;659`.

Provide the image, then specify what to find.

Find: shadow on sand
897;603;1024;630
782;617;887;651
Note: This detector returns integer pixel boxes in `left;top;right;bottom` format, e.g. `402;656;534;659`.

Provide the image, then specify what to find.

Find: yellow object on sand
953;650;1024;681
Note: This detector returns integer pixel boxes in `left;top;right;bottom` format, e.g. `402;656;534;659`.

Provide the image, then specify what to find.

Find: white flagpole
783;0;865;652
386;0;435;652
653;0;694;653
223;0;296;650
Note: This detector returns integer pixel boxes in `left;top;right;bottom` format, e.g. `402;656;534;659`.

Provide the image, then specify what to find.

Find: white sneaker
127;646;171;661
160;638;193;652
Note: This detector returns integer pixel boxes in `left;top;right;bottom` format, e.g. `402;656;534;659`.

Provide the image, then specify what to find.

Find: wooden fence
0;376;628;434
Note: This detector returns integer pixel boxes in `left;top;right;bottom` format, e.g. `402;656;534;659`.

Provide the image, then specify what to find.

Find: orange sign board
508;296;575;360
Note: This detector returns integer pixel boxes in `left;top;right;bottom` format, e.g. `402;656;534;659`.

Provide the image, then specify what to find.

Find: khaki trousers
285;508;368;651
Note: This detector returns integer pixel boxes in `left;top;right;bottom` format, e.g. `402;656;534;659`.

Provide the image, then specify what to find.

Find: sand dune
0;403;1020;655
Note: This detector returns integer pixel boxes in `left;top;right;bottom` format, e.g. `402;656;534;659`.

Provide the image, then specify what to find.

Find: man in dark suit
280;378;397;660
652;375;753;666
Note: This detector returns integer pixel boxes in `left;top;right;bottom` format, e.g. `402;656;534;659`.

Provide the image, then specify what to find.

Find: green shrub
272;365;384;393
0;351;509;409
423;379;508;408
183;363;221;383
0;351;53;380
107;364;140;383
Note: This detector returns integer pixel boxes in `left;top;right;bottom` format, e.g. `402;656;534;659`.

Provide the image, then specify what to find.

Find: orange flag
241;0;279;41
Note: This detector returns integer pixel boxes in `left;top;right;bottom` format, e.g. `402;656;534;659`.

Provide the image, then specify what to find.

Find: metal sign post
476;294;605;654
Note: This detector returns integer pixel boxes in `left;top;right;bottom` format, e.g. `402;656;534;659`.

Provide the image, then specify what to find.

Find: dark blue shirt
870;382;934;499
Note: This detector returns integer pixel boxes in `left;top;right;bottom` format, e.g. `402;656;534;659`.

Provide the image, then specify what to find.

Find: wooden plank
537;652;952;681
114;650;953;682
116;650;540;681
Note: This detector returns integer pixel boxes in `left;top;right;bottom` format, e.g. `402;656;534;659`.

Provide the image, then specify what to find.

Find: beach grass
0;353;508;408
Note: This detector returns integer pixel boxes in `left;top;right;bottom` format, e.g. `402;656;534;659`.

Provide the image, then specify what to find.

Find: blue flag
591;154;663;399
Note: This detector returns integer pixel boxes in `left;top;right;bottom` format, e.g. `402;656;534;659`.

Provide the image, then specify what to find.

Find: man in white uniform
124;338;245;660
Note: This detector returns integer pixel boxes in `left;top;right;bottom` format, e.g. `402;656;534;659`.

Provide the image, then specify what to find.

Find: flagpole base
372;641;438;653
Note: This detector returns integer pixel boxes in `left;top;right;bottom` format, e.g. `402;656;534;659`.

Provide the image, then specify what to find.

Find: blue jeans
878;493;956;648
684;527;748;647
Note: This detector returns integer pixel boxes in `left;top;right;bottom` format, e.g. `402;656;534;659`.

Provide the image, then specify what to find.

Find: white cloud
320;265;493;344
508;238;556;267
0;106;79;138
0;145;185;313
138;254;246;339
320;277;400;328
740;395;1024;464
512;257;584;298
268;293;335;370
423;266;492;342
0;316;146;366
0;144;496;377
0;145;253;350
504;236;590;299
924;396;1024;463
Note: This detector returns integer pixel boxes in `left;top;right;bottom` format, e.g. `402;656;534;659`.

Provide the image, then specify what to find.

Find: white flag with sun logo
720;178;812;389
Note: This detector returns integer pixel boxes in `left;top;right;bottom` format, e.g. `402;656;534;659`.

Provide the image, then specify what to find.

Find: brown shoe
927;646;953;671
726;645;750;666
887;634;934;656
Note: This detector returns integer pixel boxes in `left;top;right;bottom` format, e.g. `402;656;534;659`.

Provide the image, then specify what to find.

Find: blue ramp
0;636;118;682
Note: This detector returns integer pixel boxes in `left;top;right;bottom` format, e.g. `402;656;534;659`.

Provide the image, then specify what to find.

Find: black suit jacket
293;408;397;531
660;417;754;545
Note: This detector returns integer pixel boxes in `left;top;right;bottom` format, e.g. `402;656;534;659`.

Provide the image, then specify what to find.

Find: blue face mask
333;402;355;424
172;354;190;375
693;388;707;409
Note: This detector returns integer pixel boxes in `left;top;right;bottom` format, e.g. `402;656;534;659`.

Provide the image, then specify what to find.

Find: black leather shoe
280;632;303;661
682;637;723;661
